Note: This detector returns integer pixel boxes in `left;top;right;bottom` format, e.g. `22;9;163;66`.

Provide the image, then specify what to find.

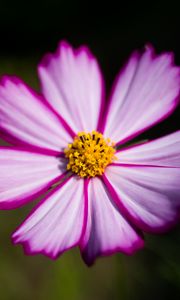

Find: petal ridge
80;177;144;265
116;130;180;167
0;147;67;209
0;76;73;152
12;175;86;259
103;45;180;144
38;40;105;133
104;165;180;233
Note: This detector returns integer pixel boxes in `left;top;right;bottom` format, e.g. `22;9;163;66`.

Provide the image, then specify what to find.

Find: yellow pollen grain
64;131;117;178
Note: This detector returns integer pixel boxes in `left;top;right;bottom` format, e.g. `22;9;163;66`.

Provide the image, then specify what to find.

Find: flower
0;41;179;266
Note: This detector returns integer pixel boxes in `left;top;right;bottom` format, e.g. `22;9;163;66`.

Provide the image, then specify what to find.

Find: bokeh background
0;1;179;299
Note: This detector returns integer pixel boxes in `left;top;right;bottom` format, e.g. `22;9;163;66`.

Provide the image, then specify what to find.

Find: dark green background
0;1;179;299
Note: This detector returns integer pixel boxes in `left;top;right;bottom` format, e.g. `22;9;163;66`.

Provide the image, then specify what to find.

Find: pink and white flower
0;41;179;265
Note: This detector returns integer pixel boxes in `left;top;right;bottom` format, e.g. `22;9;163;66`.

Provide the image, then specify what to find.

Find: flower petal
12;176;85;259
0;76;72;153
116;131;180;167
80;177;144;266
0;147;66;209
102;45;180;145
38;41;104;133
104;165;180;233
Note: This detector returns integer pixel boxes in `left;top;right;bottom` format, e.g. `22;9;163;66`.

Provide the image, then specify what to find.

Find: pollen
64;131;117;178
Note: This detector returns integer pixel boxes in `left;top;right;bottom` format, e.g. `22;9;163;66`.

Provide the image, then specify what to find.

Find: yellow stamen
64;131;117;178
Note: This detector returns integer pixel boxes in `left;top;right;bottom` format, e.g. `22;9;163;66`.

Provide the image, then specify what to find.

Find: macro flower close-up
0;41;179;266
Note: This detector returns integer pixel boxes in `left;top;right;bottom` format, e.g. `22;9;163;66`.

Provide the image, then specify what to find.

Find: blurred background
0;1;179;299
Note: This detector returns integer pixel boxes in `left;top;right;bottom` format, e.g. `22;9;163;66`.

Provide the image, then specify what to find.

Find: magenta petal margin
0;41;179;265
38;41;105;134
101;45;179;145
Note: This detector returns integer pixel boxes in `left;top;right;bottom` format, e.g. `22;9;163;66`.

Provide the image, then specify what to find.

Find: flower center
64;131;116;178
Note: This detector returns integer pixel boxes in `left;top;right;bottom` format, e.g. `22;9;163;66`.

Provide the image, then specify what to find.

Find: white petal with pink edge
104;165;180;233
103;46;179;145
0;77;72;153
38;41;104;133
80;177;144;265
12;176;85;259
116;131;180;167
0;148;65;209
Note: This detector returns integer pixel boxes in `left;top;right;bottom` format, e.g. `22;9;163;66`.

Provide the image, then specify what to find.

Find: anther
64;131;116;178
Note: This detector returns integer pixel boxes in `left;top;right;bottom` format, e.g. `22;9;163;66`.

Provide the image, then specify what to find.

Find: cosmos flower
0;41;179;266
